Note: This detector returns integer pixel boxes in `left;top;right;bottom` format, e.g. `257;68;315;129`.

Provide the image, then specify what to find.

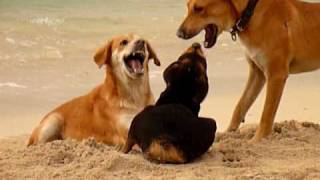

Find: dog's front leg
227;57;266;132
250;61;288;143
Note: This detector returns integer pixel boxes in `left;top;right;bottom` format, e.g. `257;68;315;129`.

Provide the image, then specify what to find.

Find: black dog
122;43;217;163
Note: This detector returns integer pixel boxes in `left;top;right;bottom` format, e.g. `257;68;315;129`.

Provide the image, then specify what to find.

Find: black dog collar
230;0;260;41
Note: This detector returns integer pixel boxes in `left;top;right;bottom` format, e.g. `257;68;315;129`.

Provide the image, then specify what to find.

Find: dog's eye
193;5;204;13
120;39;129;46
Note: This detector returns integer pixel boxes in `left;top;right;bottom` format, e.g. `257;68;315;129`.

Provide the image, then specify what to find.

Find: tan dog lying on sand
28;34;160;146
177;0;320;142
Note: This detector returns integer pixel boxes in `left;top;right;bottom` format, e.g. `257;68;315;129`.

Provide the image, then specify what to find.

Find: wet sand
1;32;319;136
1;0;320;137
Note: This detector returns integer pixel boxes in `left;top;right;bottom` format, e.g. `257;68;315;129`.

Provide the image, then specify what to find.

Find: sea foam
0;82;27;89
30;17;64;27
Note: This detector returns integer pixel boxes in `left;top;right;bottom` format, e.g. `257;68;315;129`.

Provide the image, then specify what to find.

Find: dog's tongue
204;24;218;48
128;59;143;74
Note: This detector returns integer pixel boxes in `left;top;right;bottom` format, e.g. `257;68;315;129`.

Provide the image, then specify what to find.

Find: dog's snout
192;43;201;49
135;40;145;49
177;29;186;39
177;28;195;40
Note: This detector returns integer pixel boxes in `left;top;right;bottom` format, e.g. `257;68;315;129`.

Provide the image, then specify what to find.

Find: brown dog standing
177;0;320;142
28;34;160;146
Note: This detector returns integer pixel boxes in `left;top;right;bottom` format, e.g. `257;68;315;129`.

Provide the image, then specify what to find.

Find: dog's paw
248;135;263;144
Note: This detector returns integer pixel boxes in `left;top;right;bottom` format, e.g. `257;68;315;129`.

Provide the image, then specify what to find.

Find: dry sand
1;120;319;179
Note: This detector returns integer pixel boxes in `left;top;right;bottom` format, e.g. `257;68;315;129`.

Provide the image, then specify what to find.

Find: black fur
123;43;217;163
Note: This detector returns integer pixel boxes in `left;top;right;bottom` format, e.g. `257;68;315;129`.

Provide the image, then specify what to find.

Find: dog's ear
93;40;113;68
146;40;161;66
163;62;179;85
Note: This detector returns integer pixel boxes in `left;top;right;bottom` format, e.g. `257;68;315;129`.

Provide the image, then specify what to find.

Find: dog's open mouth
204;24;218;48
124;51;145;75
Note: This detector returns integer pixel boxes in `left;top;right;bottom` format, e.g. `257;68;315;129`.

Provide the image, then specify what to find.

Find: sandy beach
1;121;320;179
1;0;320;179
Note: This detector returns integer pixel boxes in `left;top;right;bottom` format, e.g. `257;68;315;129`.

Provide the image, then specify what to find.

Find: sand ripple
1;120;319;179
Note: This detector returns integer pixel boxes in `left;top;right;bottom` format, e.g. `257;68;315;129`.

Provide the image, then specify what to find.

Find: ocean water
1;0;319;67
0;0;183;33
0;0;189;65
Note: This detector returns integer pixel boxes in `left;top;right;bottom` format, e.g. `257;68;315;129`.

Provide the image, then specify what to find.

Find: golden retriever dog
177;0;320;142
28;34;161;146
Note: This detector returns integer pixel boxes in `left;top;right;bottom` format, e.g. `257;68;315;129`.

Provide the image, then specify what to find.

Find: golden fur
28;34;160;146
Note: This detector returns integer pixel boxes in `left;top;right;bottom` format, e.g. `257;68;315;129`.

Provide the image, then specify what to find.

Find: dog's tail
27;113;63;146
145;138;186;164
27;129;38;146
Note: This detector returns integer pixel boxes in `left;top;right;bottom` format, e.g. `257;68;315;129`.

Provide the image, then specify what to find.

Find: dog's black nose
192;43;201;49
135;39;145;49
177;29;186;39
136;39;144;46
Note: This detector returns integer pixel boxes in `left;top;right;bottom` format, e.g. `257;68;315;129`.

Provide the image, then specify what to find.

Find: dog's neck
229;0;263;40
156;86;200;116
229;0;250;19
103;67;153;111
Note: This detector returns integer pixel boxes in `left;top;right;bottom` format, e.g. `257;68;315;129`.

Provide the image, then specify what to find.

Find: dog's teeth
133;68;144;74
204;41;208;48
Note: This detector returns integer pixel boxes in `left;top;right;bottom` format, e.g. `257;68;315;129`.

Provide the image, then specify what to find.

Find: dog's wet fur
123;43;217;163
